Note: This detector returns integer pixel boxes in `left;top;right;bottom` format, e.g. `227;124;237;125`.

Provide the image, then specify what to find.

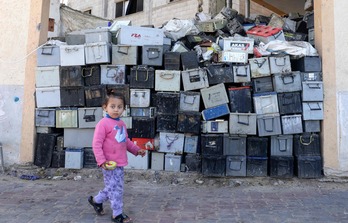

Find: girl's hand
137;149;146;157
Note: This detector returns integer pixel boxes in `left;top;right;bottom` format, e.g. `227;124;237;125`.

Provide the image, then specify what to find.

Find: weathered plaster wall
0;1;30;166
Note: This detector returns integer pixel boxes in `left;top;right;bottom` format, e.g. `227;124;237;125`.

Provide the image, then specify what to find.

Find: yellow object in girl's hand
105;161;117;170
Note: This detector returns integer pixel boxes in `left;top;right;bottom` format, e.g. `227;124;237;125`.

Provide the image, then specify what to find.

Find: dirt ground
3;163;348;191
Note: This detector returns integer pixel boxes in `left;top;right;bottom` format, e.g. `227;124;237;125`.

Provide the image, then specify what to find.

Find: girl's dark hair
102;89;126;106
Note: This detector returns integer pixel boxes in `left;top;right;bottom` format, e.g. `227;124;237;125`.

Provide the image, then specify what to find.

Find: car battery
85;42;111;64
164;52;181;70
130;65;155;89
63;128;94;148
202;103;230;121
159;132;185;154
65;148;84;169
246;157;268;177
55;108;78;128
246;25;285;44
37;44;61;67
284;32;308;42
249;57;271;78
269;55;292;74
132;137;155;150
229;113;257;135
131;117;156;138
308;28;315;45
155;92;180;114
81;65;101;86
233;64;251;83
222;37;254;54
83;147;97;168
252;76;273;93
130;107;156;118
59;44;85;66
65;31;85;45
218;51;248;63
130;89;151;108
281;114;303;135
179;91;201;112
36;87;61;108
295;155;322;179
303;120;321;132
177;111;201;134
184;134;200;154
270;135;293;156
257;113;282;137
164;154;182;172
155;70;181;92
112;45;138;65
34;133;60;168
202;120;228;134
100;65;126;85
85;28;111;43
246;137;269;157
51;150;65;168
228;86;252;113
201;83;229;109
126;150;149;170
291;56;322;72
272;71;302;93
151;152;164;171
302;102;323;120
214;6;238;20
182;68;209;91
60;66;83;87
225;155;246;177
142;45;163;66
78;107;103;128
60;86;85;107
201;134;224;155
84;85;106;107
293;133;321;157
117;25;164;46
277;92;302;115
196;19;227;33
35;108;56;127
184;153;202;172
206;63;234;85
181;34;204;49
301;72;322;82
181;51;199;70
202;155;226;177
269;156;294;178
253;92;279;115
223;18;246;36
121;116;132;129
106;84;130;105
223;134;247;156
156;114;177;132
35;66;60;87
302;81;324;102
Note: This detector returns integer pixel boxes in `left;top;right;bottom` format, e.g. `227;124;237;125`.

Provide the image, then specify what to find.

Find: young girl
88;91;146;223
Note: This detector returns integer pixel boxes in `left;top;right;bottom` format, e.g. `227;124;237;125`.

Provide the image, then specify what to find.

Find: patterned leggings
94;167;124;216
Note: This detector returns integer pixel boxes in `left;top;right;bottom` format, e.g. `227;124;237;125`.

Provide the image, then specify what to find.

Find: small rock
74;175;82;181
195;179;204;184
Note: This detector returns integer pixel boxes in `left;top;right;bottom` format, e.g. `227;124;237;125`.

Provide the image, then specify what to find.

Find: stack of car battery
33;5;324;177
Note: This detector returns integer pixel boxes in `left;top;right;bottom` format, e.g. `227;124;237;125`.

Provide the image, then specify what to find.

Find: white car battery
142;45;163;66
36;87;61;108
100;65;126;85
223;37;254;54
200;83;229;108
37;44;61;67
159;132;185;154
202;120;229;133
218;51;248;63
155;70;181;92
56;108;78;128
229;113;257;135
253;92;279;115
85;42;111;64
269;55;292;74
179;91;201;112
182;68;209;91
249;57;271;78
130;89;151;108
112;45;138;65
59;45;85;66
78;107;103;129
35;66;60;87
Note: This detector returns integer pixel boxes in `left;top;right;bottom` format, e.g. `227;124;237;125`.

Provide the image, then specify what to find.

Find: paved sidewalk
0;169;348;223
